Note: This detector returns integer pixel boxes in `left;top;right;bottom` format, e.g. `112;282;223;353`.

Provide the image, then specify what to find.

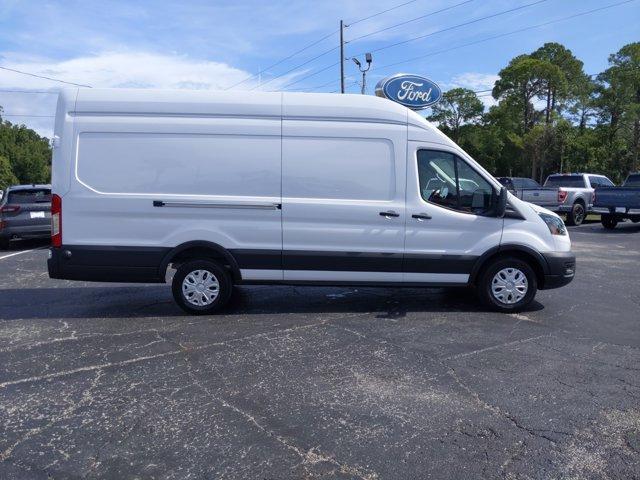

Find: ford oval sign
375;74;442;110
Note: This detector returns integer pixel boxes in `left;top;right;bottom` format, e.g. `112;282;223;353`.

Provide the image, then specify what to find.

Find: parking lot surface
1;222;639;479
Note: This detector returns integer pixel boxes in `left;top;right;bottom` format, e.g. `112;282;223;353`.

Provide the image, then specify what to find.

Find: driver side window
417;150;495;215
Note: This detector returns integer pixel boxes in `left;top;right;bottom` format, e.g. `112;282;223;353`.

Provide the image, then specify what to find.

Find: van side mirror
494;186;507;218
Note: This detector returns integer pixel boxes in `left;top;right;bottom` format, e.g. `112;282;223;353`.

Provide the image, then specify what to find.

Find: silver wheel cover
182;269;220;307
491;267;528;305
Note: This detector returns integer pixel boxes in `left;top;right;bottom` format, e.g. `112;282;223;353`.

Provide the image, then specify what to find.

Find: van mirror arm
494;186;508;218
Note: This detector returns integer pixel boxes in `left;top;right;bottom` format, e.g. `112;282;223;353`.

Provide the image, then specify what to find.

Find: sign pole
340;20;345;94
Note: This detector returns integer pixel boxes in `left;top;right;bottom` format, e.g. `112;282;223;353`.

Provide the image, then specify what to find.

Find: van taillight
558;189;568;203
51;194;62;247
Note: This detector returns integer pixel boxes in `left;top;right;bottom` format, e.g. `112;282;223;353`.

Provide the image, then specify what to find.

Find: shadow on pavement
0;238;50;252
0;284;544;320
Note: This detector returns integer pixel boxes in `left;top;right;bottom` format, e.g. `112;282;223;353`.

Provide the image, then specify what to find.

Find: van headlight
539;213;566;236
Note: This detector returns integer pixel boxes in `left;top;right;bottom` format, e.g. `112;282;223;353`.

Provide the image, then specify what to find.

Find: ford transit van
47;88;575;314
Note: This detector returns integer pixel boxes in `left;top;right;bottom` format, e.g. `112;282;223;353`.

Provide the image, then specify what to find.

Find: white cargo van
48;88;575;313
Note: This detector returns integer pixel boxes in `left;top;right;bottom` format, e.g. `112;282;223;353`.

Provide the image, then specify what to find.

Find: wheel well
160;243;241;283
472;249;545;288
574;197;586;207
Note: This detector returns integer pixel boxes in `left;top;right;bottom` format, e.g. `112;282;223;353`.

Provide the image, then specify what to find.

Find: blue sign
375;74;442;110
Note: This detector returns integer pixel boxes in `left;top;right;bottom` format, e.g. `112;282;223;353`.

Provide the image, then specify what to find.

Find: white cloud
448;72;499;91
445;72;499;110
0;51;299;137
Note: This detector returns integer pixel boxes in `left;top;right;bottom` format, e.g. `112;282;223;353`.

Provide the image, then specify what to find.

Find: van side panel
280;120;407;282
59;114;283;281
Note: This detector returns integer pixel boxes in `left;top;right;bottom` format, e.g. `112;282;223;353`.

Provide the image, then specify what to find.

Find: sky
0;0;638;138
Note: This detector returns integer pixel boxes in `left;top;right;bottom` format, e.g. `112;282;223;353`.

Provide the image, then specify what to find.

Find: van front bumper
540;251;576;289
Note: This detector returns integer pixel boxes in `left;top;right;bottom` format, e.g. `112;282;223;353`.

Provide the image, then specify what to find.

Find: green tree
0;113;51;185
531;43;584;123
597;42;640;173
492;55;564;133
427;88;484;142
0;154;19;191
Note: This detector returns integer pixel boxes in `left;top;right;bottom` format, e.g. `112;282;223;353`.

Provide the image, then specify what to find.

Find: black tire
476;257;538;313
0;238;9;250
566;202;585;226
171;259;232;315
601;214;618;230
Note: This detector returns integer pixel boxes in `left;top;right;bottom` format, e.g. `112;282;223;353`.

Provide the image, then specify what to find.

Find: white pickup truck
543;173;615;226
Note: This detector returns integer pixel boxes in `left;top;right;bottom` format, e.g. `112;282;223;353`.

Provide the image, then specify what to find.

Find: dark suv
0;184;52;249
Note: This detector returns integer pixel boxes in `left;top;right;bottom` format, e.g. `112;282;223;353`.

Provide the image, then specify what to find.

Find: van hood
527;202;561;218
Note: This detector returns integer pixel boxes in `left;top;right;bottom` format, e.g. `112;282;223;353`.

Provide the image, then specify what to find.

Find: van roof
65;88;418;127
60;88;458;143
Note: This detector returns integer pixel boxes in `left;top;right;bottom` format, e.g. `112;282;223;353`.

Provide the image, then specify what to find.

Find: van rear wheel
477;257;537;313
172;260;232;315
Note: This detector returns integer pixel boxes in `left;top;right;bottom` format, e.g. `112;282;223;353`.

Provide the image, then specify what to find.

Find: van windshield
544;176;584;188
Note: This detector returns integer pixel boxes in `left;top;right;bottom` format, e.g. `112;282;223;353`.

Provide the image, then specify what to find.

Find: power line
375;0;637;72
352;0;549;57
278;62;340;90
0;65;91;87
330;80;360;93
228;0;422;90
347;0;476;44
251;46;341;91
346;0;420;27
276;0;548;93
243;0;432;91
224;29;339;90
306;78;339;92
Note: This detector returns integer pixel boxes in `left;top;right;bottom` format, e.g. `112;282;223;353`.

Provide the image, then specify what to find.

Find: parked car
543;173;615;226
47;88;575;313
0;184;52;249
593;173;640;229
496;177;559;209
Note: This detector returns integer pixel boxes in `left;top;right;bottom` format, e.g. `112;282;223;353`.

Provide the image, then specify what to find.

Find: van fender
159;241;241;282
469;244;549;285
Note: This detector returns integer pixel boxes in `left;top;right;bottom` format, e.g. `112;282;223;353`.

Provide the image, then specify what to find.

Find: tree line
0;110;51;191
428;41;640;183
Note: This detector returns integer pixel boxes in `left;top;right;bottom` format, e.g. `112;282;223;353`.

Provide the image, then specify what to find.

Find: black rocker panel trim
49;245;483;283
283;250;403;272
231;249;477;274
403;253;477;274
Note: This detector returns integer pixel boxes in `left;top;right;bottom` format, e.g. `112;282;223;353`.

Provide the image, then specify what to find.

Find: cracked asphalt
0;221;639;479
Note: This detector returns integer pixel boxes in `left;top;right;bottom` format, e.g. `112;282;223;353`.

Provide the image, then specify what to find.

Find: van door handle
412;213;432;220
379;210;400;218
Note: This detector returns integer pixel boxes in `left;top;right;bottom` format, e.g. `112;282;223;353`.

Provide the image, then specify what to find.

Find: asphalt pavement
0;221;639;479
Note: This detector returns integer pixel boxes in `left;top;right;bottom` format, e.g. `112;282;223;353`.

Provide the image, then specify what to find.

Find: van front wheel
172;260;232;315
477;257;537;313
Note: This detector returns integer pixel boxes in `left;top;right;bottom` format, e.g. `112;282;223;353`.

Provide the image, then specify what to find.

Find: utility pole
340;20;345;94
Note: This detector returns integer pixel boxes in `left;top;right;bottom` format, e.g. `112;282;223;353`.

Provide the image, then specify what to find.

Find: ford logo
375;74;442;110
